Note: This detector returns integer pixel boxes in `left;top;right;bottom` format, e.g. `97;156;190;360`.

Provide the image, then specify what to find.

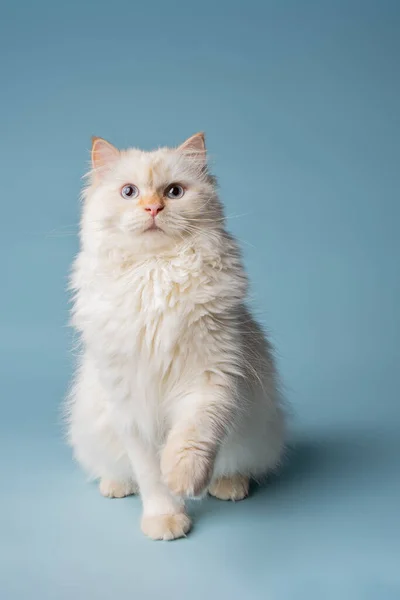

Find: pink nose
144;205;164;218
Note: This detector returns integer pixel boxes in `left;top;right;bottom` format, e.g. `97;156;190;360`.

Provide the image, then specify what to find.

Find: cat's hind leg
211;398;285;498
66;357;135;492
99;478;139;498
208;474;249;501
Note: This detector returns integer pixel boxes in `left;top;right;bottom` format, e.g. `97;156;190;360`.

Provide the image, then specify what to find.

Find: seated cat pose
66;132;285;540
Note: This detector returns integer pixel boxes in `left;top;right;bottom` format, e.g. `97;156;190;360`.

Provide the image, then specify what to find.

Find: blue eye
121;184;139;199
166;184;184;199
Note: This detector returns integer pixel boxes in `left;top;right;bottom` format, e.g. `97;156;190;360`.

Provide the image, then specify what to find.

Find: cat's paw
161;433;214;498
99;478;138;498
208;474;250;501
141;513;191;541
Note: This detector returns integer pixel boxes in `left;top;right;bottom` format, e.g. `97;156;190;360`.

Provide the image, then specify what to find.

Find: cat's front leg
114;424;191;540
161;381;232;498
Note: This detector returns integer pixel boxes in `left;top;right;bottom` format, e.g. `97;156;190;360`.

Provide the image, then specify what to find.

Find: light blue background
1;1;399;598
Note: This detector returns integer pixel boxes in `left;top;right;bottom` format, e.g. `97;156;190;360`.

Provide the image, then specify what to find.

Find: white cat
66;133;286;540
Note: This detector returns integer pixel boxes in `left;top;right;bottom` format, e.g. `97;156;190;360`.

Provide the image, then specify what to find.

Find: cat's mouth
143;222;164;233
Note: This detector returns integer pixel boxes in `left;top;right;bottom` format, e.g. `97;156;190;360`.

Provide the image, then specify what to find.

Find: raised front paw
161;432;215;498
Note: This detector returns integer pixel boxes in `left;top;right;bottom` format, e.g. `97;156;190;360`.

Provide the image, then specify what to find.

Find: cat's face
83;133;223;253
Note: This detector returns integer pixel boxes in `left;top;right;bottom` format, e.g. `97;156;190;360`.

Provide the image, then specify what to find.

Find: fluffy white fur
66;133;285;540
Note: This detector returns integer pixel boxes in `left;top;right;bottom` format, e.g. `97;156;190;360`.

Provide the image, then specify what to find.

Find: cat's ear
178;132;206;165
91;137;120;175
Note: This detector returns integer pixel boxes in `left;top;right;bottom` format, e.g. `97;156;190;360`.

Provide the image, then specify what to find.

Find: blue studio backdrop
1;1;399;599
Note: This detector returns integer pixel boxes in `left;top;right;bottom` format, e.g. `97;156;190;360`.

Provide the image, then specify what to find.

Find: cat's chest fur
74;248;221;364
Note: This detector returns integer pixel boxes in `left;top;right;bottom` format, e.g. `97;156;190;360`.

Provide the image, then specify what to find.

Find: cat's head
82;133;224;254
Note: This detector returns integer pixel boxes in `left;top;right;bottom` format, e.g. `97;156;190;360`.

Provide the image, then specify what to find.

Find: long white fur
66;134;286;540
